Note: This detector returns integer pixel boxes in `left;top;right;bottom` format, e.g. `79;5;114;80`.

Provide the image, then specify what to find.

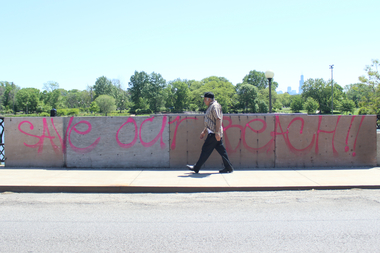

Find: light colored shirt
204;100;223;137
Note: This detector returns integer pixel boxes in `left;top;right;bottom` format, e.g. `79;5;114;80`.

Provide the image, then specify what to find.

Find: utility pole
329;65;334;114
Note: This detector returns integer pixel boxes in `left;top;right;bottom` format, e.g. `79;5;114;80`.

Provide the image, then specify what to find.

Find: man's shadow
178;172;219;178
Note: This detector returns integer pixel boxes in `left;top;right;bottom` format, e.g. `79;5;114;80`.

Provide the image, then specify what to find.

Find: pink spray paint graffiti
222;115;367;157
168;116;198;150
18;117;101;154
17;115;370;158
116;116;168;149
18;118;61;155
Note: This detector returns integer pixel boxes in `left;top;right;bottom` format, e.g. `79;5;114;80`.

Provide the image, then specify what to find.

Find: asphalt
1;166;380;193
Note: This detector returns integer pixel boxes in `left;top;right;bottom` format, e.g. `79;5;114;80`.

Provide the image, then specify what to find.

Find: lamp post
265;70;275;113
329;64;334;114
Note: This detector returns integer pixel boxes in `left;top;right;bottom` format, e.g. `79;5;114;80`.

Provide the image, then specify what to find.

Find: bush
189;104;198;112
257;100;268;113
358;107;370;115
304;97;319;114
290;95;303;113
135;108;152;115
39;112;50;117
67;108;80;116
57;109;68;116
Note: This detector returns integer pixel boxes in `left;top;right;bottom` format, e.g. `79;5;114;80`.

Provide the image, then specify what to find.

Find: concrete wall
4;114;377;168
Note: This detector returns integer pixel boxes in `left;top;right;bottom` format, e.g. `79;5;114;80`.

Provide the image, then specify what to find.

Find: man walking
187;92;234;174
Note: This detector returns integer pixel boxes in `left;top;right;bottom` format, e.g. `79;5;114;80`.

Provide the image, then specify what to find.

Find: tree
41;88;62;109
128;71;150;112
344;83;372;107
339;99;355;114
236;83;259;113
1;81;20;113
257;86;279;112
290;95;303;113
89;101;99;113
64;89;82;108
277;93;292;108
242;70;279;90
304;97;319;114
190;76;236;113
166;80;190;112
94;76;114;99
16;88;40;113
357;59;380;114
145;72;166;113
301;78;343;114
95;95;116;116
42;81;59;92
112;79;128;113
359;59;380;92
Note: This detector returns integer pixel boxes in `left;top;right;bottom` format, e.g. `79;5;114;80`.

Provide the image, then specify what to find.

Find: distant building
277;90;283;94
299;75;304;94
287;86;297;95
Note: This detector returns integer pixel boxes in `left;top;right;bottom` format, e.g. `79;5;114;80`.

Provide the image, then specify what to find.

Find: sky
1;0;379;93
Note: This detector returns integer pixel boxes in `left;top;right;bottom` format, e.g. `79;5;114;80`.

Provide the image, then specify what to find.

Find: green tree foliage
242;70;279;90
257;100;268;113
145;72;166;113
236;83;259;112
304;97;319;114
356;59;380;114
94;76;115;99
42;81;59;92
290;95;303;113
257;86;279;112
89;101;99;113
1;81;20;113
189;76;236;113
95;95;116;116
359;59;380;92
339;99;355;114
128;71;150;112
16;88;40;113
344;83;372;107
64;89;82;108
112;79;129;113
41;88;62;109
277;93;292;108
165;80;190;112
302;78;343;114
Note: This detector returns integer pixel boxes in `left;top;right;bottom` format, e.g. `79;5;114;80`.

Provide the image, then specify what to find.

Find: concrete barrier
4;114;377;168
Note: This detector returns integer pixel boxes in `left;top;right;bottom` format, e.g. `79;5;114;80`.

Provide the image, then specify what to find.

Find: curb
2;185;380;193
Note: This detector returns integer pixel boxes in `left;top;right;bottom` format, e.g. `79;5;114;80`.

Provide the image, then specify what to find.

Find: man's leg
193;134;217;171
215;138;234;172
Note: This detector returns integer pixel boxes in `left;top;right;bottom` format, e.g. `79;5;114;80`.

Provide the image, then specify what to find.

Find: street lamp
265;70;275;113
329;64;334;114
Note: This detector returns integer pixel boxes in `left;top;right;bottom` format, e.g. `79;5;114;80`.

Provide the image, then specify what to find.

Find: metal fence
0;117;4;162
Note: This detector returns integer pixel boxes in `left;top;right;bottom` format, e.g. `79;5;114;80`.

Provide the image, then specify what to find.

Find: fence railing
0;117;5;162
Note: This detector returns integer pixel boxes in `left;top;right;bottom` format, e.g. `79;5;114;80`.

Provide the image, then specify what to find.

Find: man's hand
200;132;206;139
215;133;221;141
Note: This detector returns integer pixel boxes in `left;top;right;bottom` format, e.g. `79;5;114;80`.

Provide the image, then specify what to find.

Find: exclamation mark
345;116;356;153
351;116;365;157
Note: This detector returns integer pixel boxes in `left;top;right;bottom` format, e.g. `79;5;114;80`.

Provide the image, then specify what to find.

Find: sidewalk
1;167;380;193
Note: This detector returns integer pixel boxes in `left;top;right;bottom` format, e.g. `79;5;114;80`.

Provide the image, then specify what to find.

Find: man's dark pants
193;133;234;171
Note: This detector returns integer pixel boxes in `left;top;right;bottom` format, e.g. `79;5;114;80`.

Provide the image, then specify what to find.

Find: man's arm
200;127;207;139
215;118;221;141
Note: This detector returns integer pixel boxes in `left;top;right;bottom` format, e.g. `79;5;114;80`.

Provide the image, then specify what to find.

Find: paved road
1;190;380;252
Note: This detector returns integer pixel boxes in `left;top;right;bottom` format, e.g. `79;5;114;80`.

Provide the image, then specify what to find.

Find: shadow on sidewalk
178;172;219;178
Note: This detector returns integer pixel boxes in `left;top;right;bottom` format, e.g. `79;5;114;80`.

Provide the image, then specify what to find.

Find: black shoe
219;168;233;173
187;165;199;174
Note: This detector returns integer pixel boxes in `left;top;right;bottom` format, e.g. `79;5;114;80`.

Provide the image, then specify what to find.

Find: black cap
202;92;214;99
